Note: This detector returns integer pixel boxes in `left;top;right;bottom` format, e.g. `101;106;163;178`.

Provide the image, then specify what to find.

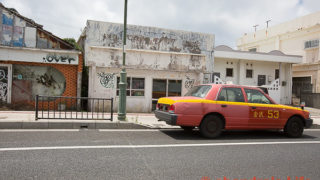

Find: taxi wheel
200;115;223;138
284;117;304;138
180;126;195;131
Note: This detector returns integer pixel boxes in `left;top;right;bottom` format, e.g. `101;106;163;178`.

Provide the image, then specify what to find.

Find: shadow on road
160;129;317;141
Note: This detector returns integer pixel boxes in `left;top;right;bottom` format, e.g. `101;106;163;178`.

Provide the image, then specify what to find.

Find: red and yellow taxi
154;84;313;138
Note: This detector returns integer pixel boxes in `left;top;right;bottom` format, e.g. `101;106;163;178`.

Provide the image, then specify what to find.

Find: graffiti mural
97;72;115;88
185;75;195;89
0;67;8;102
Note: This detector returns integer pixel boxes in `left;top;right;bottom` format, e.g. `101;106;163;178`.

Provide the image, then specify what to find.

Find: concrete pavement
0;107;319;129
0;129;319;179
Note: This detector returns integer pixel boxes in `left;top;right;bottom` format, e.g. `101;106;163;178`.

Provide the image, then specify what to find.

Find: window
117;77;145;96
249;48;257;52
304;39;319;49
152;79;182;98
275;69;279;79
217;88;245;102
246;69;253;78
244;89;272;104
226;68;233;77
185;85;211;98
152;79;182;110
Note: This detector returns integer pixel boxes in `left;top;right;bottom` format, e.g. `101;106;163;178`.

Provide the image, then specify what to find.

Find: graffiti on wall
0;69;8;102
43;54;76;64
97;72;115;88
185;75;195;89
36;73;61;89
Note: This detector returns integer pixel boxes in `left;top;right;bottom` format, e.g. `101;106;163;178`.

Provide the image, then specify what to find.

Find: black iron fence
35;95;113;121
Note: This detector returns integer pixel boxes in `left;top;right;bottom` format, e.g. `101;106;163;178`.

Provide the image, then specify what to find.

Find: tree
63;38;81;51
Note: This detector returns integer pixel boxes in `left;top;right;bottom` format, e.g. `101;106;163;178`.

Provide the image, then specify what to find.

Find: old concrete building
0;3;82;109
78;20;214;112
237;11;320;99
213;45;302;104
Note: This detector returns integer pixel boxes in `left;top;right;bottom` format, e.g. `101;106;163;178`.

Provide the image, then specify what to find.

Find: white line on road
0;129;80;132
1;141;319;152
0;129;319;132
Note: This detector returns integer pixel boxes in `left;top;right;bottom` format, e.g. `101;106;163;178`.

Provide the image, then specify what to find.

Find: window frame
216;87;245;103
246;69;253;78
117;76;145;97
226;68;233;77
244;88;274;104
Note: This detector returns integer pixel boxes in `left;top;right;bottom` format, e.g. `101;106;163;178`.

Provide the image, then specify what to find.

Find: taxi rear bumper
305;118;313;128
154;110;177;125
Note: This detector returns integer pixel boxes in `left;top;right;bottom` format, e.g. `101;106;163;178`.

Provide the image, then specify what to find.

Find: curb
0;121;150;129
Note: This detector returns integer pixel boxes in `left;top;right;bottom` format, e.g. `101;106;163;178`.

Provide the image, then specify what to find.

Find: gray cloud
1;0;320;48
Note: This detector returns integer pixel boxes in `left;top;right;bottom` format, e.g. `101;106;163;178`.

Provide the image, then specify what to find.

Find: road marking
0;129;319;132
1;141;319;152
0;129;80;132
305;129;320;131
98;129;181;132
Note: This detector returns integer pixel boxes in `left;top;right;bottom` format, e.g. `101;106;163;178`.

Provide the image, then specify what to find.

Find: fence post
111;98;113;121
35;95;39;121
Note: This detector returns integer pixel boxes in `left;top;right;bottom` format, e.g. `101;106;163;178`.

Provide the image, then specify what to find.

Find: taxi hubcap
291;122;300;133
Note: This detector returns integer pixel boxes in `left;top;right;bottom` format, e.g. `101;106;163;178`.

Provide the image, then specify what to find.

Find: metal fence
35;95;113;121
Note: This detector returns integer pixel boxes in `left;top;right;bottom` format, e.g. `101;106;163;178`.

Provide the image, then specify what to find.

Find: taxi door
216;87;249;128
244;88;281;128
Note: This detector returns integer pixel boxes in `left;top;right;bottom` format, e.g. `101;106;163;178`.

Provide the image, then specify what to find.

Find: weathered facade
0;3;82;109
78;20;214;112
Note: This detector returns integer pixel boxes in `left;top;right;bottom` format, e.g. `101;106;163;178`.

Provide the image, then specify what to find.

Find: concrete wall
83;20;214;73
81;20;215;112
89;67;199;112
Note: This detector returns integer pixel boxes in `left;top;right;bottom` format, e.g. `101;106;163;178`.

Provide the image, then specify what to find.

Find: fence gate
35;95;113;121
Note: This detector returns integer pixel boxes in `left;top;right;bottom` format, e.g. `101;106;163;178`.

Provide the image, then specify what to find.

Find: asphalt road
0;129;320;180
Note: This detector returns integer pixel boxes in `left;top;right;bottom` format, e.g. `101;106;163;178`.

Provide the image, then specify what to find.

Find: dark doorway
292;76;312;97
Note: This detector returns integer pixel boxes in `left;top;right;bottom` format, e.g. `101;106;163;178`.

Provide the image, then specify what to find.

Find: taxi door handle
251;106;257;109
221;104;227;108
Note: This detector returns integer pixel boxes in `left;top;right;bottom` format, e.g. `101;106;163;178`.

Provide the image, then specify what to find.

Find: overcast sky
1;0;320;48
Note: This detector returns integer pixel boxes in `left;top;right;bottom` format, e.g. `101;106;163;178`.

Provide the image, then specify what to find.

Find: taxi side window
217;88;245;102
244;89;272;104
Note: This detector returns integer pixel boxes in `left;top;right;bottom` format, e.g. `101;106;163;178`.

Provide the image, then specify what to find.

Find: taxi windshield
184;85;211;98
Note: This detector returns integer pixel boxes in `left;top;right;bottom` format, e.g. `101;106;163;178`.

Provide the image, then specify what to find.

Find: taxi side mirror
300;101;305;110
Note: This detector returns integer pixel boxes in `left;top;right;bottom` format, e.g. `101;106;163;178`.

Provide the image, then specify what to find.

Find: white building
78;20;302;112
237;11;320;96
214;45;301;104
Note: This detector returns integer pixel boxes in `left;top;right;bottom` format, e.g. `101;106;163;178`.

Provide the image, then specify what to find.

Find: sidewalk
0;111;179;129
0;109;319;129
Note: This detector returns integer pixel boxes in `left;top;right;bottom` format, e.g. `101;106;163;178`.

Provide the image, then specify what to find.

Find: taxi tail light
168;104;175;113
156;103;160;110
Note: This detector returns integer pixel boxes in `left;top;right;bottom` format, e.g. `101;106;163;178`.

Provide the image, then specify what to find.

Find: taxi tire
180;126;195;131
200;115;223;138
284;116;304;138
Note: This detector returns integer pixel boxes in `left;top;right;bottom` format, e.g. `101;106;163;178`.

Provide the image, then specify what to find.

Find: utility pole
266;19;271;28
253;24;259;32
118;0;128;121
